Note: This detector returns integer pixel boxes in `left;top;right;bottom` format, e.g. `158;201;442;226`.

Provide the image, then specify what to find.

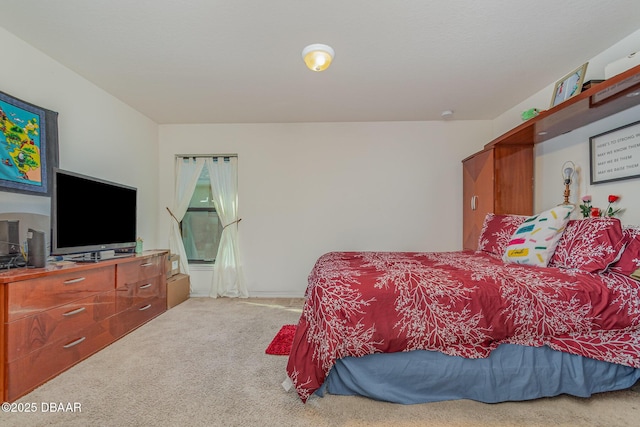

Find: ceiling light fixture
441;110;454;119
302;44;334;72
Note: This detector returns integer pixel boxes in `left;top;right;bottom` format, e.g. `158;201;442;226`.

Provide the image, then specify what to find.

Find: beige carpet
5;297;640;427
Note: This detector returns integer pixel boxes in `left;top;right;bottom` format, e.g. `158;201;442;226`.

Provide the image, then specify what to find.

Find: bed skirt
315;344;640;404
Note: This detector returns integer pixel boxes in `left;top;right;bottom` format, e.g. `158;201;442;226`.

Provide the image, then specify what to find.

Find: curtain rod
175;154;237;159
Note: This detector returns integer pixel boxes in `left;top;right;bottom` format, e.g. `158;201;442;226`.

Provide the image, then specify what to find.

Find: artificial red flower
580;195;623;218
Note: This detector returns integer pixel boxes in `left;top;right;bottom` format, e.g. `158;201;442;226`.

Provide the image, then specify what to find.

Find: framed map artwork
0;91;59;196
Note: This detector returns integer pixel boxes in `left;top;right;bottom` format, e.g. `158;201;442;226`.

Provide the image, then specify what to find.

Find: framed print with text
590;120;640;184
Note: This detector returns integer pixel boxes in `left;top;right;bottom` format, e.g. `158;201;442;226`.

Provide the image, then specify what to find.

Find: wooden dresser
0;250;167;402
462;63;640;250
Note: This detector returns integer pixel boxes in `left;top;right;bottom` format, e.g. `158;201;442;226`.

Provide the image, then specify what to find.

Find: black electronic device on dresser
0;219;20;255
50;168;137;261
0;220;46;270
0;219;25;270
26;228;46;268
0;254;26;270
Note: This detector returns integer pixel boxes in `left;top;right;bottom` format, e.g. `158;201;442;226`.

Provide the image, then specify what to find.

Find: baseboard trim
189;291;304;299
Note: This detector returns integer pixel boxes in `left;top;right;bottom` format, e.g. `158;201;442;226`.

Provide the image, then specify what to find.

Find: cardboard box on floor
167;273;190;309
166;254;180;278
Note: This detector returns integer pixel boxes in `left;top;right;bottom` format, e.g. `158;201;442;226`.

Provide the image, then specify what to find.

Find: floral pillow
502;205;574;267
610;226;640;277
549;217;625;273
477;213;527;256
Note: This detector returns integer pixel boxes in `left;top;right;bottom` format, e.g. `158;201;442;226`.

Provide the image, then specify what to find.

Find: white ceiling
1;1;639;124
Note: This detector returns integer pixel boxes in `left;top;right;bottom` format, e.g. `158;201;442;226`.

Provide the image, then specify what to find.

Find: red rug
265;324;297;355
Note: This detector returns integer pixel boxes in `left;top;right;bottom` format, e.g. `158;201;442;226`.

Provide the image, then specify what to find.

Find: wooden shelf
485;64;640;148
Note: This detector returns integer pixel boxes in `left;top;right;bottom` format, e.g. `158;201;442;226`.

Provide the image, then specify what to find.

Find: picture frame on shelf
0;91;59;196
589;120;640;184
550;62;588;108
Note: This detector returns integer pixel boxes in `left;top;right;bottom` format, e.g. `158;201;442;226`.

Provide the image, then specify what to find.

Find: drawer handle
140;262;154;267
63;277;86;285
62;307;87;317
63;337;86;349
139;283;152;289
139;304;152;311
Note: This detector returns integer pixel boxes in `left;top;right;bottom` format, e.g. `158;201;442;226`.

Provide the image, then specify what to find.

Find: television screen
51;168;137;256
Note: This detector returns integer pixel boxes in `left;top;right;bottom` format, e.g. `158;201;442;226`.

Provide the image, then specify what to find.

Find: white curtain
206;157;247;298
168;157;206;276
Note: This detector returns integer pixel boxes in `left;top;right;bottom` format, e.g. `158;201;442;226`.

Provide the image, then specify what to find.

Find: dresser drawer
111;296;166;338
7;265;116;321
115;275;164;312
116;255;165;288
6;291;116;362
6;316;118;401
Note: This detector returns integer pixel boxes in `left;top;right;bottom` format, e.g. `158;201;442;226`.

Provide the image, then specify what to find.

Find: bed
285;207;640;404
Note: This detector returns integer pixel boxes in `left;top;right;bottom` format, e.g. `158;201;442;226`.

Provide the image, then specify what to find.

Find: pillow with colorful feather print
502;205;574;267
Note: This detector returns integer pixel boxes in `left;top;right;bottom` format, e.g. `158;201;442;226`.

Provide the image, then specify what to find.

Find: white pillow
502;205;574;267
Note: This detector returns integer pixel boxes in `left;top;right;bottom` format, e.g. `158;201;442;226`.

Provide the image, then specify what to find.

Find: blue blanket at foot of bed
316;344;640;404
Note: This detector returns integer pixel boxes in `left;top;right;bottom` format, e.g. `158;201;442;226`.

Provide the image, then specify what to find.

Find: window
180;167;223;263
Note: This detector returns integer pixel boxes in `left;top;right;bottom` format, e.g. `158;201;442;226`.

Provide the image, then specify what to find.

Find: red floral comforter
286;251;640;402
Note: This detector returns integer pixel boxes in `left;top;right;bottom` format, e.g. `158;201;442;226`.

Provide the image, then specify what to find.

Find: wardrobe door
494;145;534;216
462;149;494;250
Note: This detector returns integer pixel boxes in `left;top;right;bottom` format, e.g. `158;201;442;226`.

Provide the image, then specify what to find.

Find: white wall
4;20;638;298
158;121;492;297
534;105;640;225
0;27;160;249
494;29;640;226
493;29;640;138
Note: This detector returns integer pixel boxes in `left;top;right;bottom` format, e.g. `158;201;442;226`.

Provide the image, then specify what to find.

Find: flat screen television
51;168;137;258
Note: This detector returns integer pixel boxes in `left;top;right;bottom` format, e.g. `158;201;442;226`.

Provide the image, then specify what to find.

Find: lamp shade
302;44;334;72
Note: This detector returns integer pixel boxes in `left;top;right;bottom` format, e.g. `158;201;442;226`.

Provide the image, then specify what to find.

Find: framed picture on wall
0;91;59;196
590;120;640;184
550;63;588;108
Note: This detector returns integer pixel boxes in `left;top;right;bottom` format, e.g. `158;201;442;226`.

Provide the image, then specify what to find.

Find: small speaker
27;228;46;268
0;219;20;255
